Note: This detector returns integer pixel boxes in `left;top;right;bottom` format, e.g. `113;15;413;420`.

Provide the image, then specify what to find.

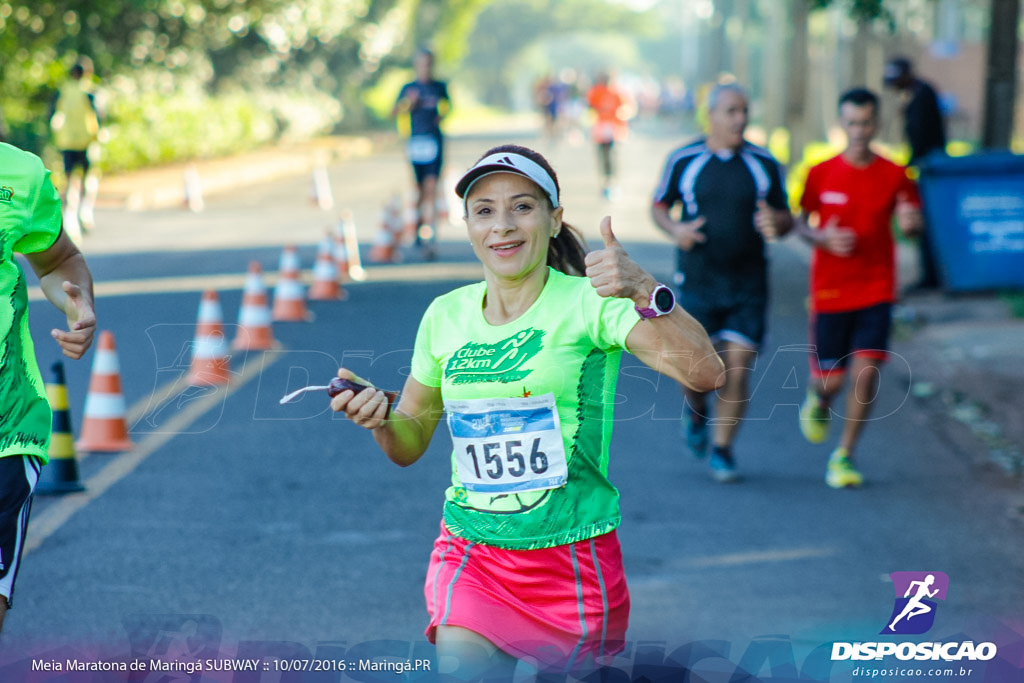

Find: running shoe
826;448;863;489
682;405;709;459
799;391;831;444
709;447;739;483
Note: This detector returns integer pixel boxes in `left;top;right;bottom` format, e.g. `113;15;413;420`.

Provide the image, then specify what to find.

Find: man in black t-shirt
393;49;450;260
652;82;793;483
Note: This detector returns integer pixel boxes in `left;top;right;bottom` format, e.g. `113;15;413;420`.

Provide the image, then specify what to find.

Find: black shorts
0;455;42;608
62;149;90;175
679;288;767;349
809;302;892;377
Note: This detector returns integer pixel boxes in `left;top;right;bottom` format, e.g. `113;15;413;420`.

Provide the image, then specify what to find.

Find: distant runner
393;48;450;261
586;72;633;199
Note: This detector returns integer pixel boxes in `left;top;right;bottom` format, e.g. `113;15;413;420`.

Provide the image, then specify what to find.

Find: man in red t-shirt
795;87;922;488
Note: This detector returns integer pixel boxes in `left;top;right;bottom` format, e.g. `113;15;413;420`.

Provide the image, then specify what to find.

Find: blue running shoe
709;446;740;483
683;406;709;459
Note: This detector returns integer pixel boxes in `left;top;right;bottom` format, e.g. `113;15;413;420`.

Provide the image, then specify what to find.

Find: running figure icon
888;574;939;631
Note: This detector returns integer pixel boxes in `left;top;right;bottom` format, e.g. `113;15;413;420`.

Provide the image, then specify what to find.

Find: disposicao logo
831;571;998;663
882;571;949;635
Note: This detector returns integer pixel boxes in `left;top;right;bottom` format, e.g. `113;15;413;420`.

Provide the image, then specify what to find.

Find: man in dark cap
884;56;947;291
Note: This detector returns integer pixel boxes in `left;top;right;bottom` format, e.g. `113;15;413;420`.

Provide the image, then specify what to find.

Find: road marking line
24;352;277;556
27;262;484;300
680;547;838;568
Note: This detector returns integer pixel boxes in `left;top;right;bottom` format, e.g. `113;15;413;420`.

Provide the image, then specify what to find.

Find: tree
982;0;1021;148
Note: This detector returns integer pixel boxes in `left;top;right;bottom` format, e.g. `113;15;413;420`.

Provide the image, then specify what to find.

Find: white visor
455;152;559;211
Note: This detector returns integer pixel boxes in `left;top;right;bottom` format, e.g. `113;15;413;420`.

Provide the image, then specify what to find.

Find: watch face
654;287;675;312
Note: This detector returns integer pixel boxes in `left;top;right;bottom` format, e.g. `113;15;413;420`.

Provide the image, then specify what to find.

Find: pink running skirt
424;520;629;672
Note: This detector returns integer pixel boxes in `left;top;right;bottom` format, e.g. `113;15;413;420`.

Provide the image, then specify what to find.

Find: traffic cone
336;210;366;281
402;190;419;242
332;222;350;283
233;262;277;351
272;246;313;322
188;290;231;386
311;164;335;210
183;164;204;212
75;331;134;453
37;361;86;494
369;197;401;263
309;235;345;300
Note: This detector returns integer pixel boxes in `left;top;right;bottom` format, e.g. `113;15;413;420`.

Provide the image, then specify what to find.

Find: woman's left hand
584;216;657;305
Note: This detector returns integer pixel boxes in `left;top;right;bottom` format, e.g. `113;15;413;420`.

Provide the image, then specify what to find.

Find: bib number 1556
465;438;548;480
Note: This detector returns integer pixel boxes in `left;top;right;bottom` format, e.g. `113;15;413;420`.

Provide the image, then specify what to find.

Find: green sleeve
580;283;639;352
410;300;443;387
13;153;62;254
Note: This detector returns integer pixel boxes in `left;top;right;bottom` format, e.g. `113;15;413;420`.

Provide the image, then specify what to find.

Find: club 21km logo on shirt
446;328;545;385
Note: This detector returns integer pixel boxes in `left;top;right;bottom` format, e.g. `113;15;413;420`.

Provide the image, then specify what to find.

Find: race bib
407;135;439;164
446;394;568;494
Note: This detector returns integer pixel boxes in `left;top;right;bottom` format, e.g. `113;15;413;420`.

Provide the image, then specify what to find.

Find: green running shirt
411;268;641;550
0;143;63;462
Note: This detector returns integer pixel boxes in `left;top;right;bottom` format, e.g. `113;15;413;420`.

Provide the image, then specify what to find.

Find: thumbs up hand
585;216;658;302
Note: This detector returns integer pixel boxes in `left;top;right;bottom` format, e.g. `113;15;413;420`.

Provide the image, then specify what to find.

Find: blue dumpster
917;151;1024;291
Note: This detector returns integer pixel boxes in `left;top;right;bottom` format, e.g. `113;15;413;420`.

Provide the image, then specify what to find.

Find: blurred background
2;0;1021;180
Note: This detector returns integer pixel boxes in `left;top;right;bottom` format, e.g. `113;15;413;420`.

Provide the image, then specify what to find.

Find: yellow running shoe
799;391;831;444
826;448;863;489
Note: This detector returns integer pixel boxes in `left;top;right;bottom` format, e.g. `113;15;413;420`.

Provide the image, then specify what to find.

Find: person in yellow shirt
49;59;101;234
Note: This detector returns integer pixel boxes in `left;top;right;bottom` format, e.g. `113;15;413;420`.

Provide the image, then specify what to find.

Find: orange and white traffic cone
75;331;134;453
187;290;231;386
309;235;344;301
402;190;420;243
272;246;313;322
369;198;401;263
233;262;277;351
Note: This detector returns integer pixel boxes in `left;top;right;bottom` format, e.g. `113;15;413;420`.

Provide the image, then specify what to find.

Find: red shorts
424;520;629;672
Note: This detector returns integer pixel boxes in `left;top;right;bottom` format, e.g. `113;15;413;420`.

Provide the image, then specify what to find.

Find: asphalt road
3;127;1022;682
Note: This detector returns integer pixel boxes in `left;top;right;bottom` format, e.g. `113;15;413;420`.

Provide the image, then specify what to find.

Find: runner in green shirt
0;142;96;631
331;144;721;677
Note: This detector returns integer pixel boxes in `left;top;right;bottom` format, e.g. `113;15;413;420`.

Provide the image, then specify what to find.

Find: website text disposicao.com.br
851;665;979;678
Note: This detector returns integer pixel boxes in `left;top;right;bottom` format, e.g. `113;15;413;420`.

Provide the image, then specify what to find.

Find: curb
95;135;379;211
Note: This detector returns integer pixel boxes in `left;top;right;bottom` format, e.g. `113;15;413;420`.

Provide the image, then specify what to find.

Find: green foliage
0;0;490;163
809;0;903;26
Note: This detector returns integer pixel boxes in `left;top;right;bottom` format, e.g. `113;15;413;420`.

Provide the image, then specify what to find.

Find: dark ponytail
548;222;588;276
472;143;589;276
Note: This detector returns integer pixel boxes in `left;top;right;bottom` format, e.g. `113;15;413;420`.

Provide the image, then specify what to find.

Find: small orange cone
233;262;277;351
369;197;402;263
188;290;231;386
309;235;345;301
332;226;350;283
75;331;134;453
37;361;86;494
402;190;420;242
272;246;313;322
